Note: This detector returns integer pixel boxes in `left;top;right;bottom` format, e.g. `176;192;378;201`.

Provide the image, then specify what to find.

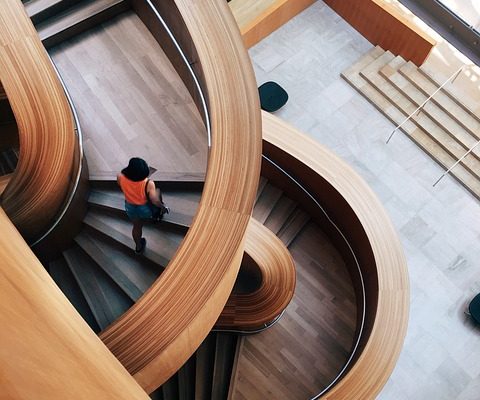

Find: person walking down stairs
117;157;169;254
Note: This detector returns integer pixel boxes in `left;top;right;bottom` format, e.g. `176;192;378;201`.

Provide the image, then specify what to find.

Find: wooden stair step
84;209;183;267
63;244;133;330
194;334;216;400
255;176;268;203
88;188;197;229
381;59;480;161
253;183;283;224
343;58;480;200
75;230;160;302
178;355;196;400
36;0;129;48
263;194;296;235
49;257;100;332
211;333;238;400
24;0;83;25
361;57;480;181
400;62;480;142
277;207;310;247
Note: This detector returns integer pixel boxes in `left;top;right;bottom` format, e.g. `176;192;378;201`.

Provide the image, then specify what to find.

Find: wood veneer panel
0;0;76;242
261;112;409;399
99;0;262;393
324;0;435;66
0;208;149;399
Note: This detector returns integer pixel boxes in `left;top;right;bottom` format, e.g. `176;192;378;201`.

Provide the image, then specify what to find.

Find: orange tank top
119;174;148;205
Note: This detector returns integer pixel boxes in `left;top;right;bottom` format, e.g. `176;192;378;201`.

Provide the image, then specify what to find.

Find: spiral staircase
0;1;410;399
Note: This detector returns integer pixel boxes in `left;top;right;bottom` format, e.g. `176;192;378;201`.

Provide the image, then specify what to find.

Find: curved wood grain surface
215;217;296;330
261;111;409;399
100;0;262;393
0;0;76;242
0;208;150;400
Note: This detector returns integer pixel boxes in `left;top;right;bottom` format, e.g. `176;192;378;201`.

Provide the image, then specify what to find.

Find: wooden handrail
261;112;409;399
0;208;150;399
0;0;76;242
99;0;262;393
215;217;296;330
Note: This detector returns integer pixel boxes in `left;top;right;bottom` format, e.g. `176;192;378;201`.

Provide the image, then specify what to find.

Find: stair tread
24;0;82;24
277;207;310;247
342;62;480;200
341;45;385;79
36;0;124;41
263;195;297;235
253;183;283;224
419;63;480;126
400;62;480;142
89;188;198;228
382;60;480;160
360;57;480;181
64;244;133;330
49;257;100;332
84;209;183;268
75;230;161;302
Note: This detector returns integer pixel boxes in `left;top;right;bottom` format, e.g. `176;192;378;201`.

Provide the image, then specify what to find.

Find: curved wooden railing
0;208;150;399
261;111;409;400
100;0;262;393
215;217;296;331
0;0;76;243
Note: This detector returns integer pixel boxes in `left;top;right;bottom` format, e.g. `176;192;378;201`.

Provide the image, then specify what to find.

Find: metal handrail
145;0;212;148
386;64;465;143
29;56;83;247
433;139;480;186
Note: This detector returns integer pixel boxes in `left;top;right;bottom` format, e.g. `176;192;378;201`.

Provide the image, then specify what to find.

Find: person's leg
132;219;145;252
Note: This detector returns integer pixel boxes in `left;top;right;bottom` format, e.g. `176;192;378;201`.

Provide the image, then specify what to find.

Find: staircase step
253;183;282;224
24;0;83;25
361;57;480;181
178;355;196;400
382;59;480;162
64;244;133;330
89;187;200;228
277;207;310;247
419;64;480;126
342;54;480;201
195;334;216;400
84;209;183;268
211;333;238;400
36;0;129;48
75;230;160;302
341;45;385;85
255;176;268;203
400;62;480;143
263;195;296;235
49;257;100;332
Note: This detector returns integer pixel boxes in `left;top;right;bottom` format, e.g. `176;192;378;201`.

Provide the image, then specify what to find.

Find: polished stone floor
249;1;480;399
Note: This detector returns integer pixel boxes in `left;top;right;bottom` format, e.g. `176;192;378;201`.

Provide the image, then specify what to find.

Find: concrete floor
249;1;480;399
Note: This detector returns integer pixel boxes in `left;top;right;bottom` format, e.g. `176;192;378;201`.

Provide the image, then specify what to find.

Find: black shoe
135;237;146;254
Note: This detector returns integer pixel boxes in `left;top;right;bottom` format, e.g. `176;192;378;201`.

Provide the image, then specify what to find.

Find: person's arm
116;173;122;188
146;180;164;207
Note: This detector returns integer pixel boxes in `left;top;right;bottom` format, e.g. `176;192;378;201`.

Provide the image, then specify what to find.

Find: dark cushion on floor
258;81;288;112
470;293;480;324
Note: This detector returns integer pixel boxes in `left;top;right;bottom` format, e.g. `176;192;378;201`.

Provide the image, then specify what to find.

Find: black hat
121;157;149;181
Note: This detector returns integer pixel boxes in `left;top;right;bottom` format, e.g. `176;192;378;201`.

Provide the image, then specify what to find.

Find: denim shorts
125;201;153;220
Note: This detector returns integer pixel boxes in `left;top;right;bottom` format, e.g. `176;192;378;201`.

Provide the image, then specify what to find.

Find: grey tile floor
249;1;480;399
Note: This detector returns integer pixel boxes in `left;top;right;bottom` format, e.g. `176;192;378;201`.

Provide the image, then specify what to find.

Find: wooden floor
232;222;356;399
48;9;357;398
50;11;207;178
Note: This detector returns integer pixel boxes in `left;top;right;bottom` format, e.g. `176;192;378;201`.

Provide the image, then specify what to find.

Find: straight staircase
342;46;480;201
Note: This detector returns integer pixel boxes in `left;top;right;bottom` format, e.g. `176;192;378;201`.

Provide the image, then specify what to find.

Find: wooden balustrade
99;0;262;393
0;208;150;399
0;0;76;242
261;111;409;399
